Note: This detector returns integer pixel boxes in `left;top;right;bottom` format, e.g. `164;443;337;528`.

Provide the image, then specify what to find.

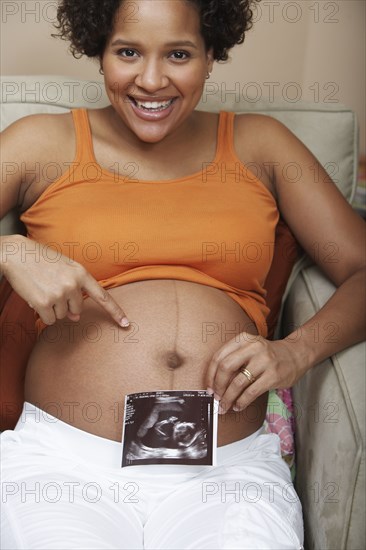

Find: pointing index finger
82;275;130;328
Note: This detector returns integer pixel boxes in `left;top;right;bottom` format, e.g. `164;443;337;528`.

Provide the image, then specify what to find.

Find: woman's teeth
132;97;175;111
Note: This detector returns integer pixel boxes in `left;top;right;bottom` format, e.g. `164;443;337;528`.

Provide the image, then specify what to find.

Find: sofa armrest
282;266;365;550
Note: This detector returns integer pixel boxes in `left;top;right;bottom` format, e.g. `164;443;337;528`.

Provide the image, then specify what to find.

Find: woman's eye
117;49;137;58
171;51;190;60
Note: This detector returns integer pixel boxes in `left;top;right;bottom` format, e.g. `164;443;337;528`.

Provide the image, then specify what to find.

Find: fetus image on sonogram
126;395;208;461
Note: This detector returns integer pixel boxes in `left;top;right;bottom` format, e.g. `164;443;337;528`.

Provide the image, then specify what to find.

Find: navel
165;351;184;370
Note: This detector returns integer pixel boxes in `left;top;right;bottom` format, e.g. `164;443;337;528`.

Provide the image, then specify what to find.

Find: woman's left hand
206;333;310;414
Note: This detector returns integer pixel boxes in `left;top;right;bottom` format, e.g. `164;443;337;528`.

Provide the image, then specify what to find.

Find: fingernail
218;404;226;415
232;405;240;412
206;387;214;395
120;317;130;327
214;393;221;402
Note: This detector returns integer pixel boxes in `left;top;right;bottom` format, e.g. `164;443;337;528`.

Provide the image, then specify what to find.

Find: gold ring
239;367;256;384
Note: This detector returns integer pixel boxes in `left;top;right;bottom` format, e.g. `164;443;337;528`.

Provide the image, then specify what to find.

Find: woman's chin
128;123;175;144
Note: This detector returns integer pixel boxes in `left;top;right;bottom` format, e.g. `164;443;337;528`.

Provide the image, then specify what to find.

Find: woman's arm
206;115;365;413
0;115;130;328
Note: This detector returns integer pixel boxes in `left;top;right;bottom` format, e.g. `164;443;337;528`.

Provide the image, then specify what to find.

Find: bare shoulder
232;113;287;198
2;111;74;162
1;112;75;216
3;110;73;135
233;112;291;150
233;111;319;169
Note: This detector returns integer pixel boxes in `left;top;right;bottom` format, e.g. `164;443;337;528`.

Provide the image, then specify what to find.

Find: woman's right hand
0;234;130;327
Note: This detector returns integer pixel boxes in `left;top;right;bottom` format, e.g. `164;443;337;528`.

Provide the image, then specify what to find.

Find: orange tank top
20;108;279;337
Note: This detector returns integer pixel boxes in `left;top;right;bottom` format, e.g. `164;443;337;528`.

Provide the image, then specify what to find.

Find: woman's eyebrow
111;38;198;49
164;40;198;49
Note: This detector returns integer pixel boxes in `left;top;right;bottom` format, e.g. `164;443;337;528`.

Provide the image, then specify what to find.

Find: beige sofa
1;75;365;550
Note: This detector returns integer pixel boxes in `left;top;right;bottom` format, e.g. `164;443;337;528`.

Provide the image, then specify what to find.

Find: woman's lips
127;96;178;121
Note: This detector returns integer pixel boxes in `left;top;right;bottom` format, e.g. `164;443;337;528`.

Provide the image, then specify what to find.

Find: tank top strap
70;108;95;164
215;111;237;162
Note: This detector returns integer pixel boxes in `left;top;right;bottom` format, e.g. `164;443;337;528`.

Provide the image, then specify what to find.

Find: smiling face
101;0;213;143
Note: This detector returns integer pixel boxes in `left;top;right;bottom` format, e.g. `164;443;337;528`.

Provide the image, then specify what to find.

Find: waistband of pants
15;402;266;470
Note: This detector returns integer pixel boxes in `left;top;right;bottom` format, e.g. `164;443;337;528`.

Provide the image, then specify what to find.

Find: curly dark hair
52;0;260;63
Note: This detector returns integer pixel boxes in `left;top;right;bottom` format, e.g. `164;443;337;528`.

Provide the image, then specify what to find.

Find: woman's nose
135;60;169;91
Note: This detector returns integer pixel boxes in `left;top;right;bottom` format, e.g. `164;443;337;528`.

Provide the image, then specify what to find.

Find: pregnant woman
1;1;365;548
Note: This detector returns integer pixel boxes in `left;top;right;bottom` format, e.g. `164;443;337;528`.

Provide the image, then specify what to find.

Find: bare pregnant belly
24;279;268;445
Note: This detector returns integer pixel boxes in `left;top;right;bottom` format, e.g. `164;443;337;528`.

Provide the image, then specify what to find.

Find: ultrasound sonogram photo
122;391;216;466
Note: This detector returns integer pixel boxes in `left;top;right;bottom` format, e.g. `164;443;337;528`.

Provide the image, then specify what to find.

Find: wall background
1;0;365;151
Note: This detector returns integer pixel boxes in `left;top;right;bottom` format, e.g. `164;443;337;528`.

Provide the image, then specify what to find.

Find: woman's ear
207;47;214;73
98;55;104;75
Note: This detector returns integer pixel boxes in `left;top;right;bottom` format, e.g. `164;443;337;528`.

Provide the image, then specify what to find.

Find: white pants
1;402;304;550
